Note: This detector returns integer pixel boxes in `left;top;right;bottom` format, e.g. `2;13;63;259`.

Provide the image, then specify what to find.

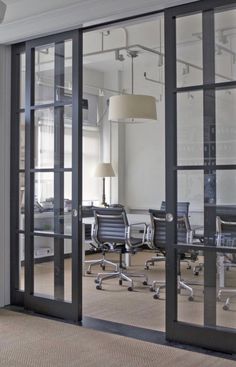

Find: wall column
0;45;11;307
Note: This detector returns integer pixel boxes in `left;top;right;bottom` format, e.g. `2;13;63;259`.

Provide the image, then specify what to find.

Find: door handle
72;209;78;217
166;213;174;222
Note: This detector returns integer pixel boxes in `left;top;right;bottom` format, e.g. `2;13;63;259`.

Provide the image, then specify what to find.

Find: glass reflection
35;44;55;105
34;108;54;169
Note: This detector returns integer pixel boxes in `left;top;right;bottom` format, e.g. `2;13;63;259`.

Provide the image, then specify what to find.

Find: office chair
216;214;236;311
148;209;194;301
145;201;195;270
92;207;148;291
84;206;118;274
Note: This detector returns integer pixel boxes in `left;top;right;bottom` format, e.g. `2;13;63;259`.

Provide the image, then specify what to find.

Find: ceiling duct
0;1;6;24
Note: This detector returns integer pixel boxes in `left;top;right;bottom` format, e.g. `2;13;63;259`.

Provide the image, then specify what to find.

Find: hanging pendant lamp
108;50;157;123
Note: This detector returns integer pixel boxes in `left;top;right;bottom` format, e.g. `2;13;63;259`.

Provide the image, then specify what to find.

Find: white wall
0;45;11;307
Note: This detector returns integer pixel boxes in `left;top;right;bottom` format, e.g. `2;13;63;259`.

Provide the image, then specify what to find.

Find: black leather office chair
145;201;194;270
93;207;148;291
216;214;236;310
148;209;194;301
84;206;118;274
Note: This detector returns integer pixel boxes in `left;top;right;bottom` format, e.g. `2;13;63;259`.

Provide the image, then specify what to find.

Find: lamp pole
102;177;109;207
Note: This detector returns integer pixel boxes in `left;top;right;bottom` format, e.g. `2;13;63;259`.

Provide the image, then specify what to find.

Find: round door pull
72;209;78;217
166;213;174;222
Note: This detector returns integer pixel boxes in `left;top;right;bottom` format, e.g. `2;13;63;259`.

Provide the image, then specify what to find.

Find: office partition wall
11;30;83;321
165;0;236;353
10;0;236;353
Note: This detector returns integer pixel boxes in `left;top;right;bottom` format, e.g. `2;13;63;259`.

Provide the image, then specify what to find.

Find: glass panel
64;239;72;303
177;248;204;326
34;236;54;298
215;170;236;328
83;129;100;202
35;44;55;105
33;237;72;302
19;233;25;291
34;172;54;233
178;170;204;229
215;8;236;83
55;39;72;102
176;13;203;88
64;172;72;235
216;89;236;165
177;91;203;166
34;108;54;169
216;170;236;207
64;105;72;168
34;172;72;235
19;173;25;231
217;250;236;328
19;53;25;109
19;112;25;170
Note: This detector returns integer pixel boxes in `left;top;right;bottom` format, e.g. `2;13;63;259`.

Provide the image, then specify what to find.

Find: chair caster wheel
94;279;99;284
86;270;91;275
96;285;102;290
119;280;122;286
194;272;199;276
153;294;160;299
150;287;155;292
187;265;191;270
101;265;105;271
128;287;133;291
143;281;148;286
144;266;149;270
223;305;229;311
188;296;194;301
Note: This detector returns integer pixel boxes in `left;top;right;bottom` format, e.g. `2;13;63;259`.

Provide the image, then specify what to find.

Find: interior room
15;9;236;333
2;0;236;362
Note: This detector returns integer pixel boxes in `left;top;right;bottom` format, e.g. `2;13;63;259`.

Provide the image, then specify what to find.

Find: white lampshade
94;162;115;177
108;94;157;122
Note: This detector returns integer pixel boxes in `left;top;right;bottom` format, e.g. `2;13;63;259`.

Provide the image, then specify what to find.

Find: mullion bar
71;29;83;321
176;80;236;93
164;9;178;339
177;165;236;170
30;101;72;111
203;9;217;327
10;46;21;303
167;0;236;17
30;168;72;173
25;44;35;296
32;232;72;239
54;42;66;301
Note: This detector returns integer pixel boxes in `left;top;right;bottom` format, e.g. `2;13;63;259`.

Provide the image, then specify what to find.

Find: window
83;128;100;204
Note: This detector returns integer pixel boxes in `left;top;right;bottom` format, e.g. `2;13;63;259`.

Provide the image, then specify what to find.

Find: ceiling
0;0;198;44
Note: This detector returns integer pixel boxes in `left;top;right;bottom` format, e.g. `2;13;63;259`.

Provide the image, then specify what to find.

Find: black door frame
11;29;83;321
165;0;236;354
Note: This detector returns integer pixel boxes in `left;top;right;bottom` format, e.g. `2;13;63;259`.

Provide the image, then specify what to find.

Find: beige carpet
0;309;235;367
22;251;236;332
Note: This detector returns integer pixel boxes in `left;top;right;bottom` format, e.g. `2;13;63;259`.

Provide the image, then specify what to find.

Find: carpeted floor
0;309;235;367
25;251;236;332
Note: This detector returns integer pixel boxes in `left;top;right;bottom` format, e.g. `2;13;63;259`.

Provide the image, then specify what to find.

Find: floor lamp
94;162;115;207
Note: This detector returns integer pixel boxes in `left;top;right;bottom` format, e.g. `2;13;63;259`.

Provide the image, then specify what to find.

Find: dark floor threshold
5;306;236;362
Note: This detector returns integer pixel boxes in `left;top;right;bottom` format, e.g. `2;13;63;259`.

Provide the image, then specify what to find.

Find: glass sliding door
11;30;83;321
165;0;236;353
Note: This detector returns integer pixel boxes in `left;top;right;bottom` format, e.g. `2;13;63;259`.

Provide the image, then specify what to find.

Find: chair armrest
128;222;147;245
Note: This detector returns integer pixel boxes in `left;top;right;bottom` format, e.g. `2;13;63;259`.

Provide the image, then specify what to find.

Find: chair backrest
93;207;128;244
160;201;190;216
216;214;236;247
149;209;189;249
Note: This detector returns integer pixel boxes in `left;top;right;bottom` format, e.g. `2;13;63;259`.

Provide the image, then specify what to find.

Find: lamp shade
94;163;115;177
108;94;157;122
